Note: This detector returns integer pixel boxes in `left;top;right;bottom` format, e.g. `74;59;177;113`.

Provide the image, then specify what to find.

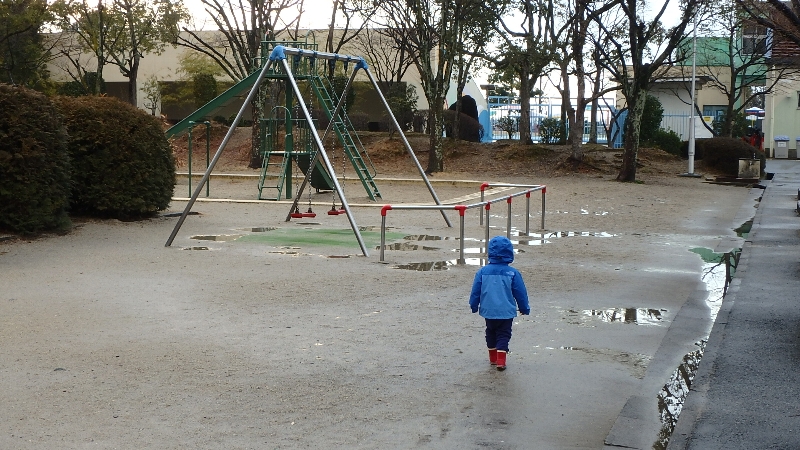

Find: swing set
165;43;451;257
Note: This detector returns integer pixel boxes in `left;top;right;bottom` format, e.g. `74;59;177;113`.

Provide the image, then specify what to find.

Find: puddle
565;308;666;326
654;248;733;448
580;209;611;216
510;231;617;246
381;242;440;251
403;234;455;241
392;261;456;271
190;234;242;242
182;246;211;251
734;219;753;238
559;346;650;378
654;341;706;450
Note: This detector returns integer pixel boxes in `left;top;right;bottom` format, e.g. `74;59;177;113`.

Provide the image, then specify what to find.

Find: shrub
192;73;217;108
0;84;72;233
644;129;683;155
57;72;106;97
346;111;370;131
539;117;565;144
53;96;175;218
497;116;518;139
679;138;710;160
702;137;765;177
639;94;664;143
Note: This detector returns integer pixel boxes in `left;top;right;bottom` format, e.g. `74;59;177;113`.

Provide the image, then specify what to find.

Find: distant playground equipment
165;40;451;256
379;183;547;264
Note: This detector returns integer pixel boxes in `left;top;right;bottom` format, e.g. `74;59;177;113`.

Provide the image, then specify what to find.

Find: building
45;29;487;130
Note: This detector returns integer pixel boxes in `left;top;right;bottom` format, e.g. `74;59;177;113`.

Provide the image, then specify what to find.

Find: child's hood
488;236;514;264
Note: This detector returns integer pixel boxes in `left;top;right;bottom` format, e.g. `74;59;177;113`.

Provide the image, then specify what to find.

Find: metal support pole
363;67;452;228
187;123;194;197
380;213;387;262
455;205;466;264
479;185;486;226
506;197;512;239
541;187;547;230
286;63;359;221
485;204;491;249
165;58;276;247
525;192;531;235
459;213;466;264
204;121;210;197
278;57;369;257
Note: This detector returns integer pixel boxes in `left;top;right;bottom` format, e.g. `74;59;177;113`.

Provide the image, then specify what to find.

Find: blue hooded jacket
469;236;530;318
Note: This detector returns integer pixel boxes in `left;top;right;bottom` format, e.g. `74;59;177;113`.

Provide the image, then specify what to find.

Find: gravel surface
1;171;755;449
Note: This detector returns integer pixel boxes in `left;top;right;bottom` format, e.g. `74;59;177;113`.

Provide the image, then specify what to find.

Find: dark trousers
485;318;514;352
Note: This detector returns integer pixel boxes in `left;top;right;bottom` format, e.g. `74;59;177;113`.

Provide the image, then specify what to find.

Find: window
743;24;769;56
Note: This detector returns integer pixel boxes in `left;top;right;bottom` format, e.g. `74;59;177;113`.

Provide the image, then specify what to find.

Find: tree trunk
452;87;463;142
617;89;647;181
95;1;105;96
570;74;586;161
560;62;572;145
519;71;533;145
125;53;140;106
426;108;444;173
589;94;600;144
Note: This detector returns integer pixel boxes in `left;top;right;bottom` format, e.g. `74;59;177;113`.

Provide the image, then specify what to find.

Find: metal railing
379;184;546;263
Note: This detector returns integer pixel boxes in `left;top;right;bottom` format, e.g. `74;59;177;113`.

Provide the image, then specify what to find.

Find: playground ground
0;154;758;448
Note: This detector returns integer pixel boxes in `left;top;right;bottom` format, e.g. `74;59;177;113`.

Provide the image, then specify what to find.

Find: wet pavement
665;160;800;449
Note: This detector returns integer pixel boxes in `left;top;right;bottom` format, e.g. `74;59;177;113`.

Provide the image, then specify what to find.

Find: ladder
257;118;335;200
257;120;290;200
309;75;381;200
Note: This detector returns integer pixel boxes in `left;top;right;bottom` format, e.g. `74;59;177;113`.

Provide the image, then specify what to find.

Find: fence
379;184;546;263
486;96;614;144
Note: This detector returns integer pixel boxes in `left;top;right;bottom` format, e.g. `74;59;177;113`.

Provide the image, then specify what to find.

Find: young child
469;235;530;371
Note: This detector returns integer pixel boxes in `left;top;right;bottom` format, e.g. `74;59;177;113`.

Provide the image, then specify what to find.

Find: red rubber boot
496;351;507;371
489;348;497;365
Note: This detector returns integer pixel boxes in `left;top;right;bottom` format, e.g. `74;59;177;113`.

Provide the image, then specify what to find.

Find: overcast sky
183;0;334;31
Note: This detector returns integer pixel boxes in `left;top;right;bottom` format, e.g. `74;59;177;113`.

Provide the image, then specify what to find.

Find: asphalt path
667;160;800;450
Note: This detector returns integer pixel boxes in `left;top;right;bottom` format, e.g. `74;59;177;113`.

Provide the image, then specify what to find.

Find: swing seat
302;212;317;218
290;212;305;219
328;208;345;215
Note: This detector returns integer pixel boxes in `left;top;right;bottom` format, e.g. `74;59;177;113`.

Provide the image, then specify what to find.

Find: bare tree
321;0;378;77
176;0;303;167
375;0;460;173
737;0;800;47
448;0;494;140
482;0;555;145
351;27;414;89
672;2;798;137
594;0;700;181
50;0;115;95
559;0;618;160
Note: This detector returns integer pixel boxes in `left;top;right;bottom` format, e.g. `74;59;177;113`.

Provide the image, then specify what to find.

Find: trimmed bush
0;84;71;234
702;137;765;177
53;96;175;218
644;129;682;155
680;138;710;160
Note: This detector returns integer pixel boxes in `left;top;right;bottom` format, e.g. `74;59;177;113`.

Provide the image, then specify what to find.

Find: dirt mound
169;124;687;179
